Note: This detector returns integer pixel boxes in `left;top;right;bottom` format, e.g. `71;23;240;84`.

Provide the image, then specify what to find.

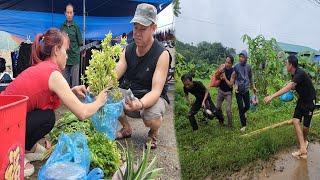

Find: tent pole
83;0;86;46
81;0;86;80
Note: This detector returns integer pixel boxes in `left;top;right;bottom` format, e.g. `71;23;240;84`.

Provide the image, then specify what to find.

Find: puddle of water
260;142;320;180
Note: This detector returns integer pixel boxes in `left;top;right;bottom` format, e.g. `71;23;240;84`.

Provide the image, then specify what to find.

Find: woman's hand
71;85;88;98
95;89;108;107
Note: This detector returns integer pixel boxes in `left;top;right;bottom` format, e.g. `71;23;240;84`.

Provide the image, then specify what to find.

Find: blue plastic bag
38;132;104;180
250;94;258;111
85;94;124;140
280;91;294;102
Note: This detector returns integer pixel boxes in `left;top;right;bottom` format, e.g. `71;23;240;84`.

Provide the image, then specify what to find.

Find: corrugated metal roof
277;42;320;55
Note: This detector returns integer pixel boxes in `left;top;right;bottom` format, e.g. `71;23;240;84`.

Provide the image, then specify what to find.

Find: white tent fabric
156;3;174;33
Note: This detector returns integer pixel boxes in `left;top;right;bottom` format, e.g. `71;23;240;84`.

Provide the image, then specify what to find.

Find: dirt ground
117;89;181;179
26;88;181;179
224;141;320;180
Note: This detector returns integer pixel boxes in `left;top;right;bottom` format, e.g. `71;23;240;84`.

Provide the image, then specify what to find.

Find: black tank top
121;39;169;103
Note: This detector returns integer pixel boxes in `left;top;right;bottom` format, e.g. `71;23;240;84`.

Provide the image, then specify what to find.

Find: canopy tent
0;0;172;41
156;3;174;33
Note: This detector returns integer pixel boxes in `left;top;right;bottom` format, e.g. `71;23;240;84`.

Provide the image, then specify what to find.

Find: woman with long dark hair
1;28;108;177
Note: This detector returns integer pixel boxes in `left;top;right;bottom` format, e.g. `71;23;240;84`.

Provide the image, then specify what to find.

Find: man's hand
125;99;143;112
221;73;227;81
202;101;205;108
264;95;273;104
253;87;258;94
71;85;88;98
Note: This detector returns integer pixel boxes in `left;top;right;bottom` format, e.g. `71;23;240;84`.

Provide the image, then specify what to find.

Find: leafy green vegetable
81;32;126;101
88;132;121;176
49;112;93;144
48;112;121;177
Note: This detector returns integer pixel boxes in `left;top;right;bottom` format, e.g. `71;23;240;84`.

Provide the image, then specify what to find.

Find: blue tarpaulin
0;0;171;40
0;10;132;40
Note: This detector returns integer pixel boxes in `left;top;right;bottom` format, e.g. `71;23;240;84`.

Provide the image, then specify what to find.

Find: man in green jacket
61;3;82;87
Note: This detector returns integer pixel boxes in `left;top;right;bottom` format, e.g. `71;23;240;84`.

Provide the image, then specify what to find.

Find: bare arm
271;82;295;99
202;89;209;106
264;82;295;103
49;71;107;120
116;49;127;80
140;50;170;108
230;71;236;86
222;73;233;87
124;51;170;111
248;66;257;93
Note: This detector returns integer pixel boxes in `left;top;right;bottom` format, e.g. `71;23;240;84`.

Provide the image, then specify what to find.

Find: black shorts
293;101;315;128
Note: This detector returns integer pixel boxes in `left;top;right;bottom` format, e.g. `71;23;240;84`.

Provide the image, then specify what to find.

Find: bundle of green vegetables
48;112;121;177
81;32;127;101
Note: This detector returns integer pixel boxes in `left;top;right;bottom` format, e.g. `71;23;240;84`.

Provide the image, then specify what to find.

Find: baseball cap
130;3;157;26
239;50;248;58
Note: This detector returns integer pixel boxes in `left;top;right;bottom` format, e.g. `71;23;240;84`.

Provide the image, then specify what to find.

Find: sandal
145;130;158;149
116;128;132;140
146;136;158;149
292;150;307;159
25;142;49;162
24;158;34;177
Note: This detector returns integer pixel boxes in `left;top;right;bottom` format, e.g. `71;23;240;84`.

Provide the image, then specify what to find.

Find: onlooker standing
61;3;82;87
216;56;235;127
231;50;257;131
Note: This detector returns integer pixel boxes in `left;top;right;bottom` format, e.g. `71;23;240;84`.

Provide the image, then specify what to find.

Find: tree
175;40;235;79
242;34;285;96
173;0;181;17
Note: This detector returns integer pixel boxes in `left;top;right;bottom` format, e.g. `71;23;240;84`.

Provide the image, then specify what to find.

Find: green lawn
174;79;320;179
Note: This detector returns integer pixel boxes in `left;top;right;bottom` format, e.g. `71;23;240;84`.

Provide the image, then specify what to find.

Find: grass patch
174;79;320;179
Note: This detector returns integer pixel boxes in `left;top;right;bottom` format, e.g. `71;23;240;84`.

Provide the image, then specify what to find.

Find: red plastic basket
0;95;28;180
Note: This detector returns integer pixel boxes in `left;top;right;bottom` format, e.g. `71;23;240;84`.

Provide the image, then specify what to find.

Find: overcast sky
175;0;320;52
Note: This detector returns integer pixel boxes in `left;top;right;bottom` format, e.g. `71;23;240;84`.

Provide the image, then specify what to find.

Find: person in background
231;50;257;132
1;28;107;177
0;57;6;73
0;57;13;91
182;73;224;131
216;55;235;127
60;3;82;87
264;55;316;159
121;32;128;50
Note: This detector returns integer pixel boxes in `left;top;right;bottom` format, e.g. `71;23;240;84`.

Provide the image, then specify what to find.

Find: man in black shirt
182;73;224;131
264;55;316;159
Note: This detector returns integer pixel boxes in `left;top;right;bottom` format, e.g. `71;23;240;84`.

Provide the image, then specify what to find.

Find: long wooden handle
241;110;320;138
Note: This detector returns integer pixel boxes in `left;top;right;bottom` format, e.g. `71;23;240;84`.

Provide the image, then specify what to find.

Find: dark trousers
62;64;80;87
188;96;224;130
235;91;250;127
25;109;55;151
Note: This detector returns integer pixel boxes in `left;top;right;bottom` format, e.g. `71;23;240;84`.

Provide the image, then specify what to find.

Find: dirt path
227;141;320;180
116;89;181;179
259;142;320;180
